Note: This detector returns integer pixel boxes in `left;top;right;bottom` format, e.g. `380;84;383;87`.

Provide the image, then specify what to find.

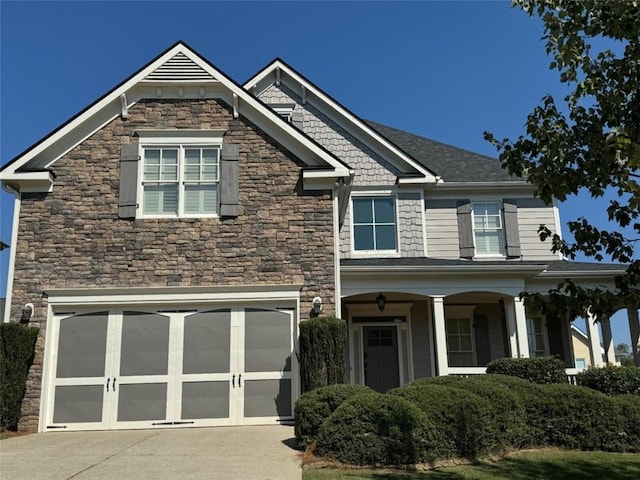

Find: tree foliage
485;0;640;318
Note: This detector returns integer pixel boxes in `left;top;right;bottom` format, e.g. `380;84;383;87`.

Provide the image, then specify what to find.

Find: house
1;42;639;432
570;324;611;370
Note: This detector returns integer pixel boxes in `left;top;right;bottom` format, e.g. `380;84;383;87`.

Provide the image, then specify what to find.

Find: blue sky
0;1;633;346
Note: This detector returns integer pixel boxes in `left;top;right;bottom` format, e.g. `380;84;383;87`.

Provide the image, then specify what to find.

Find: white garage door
44;306;295;431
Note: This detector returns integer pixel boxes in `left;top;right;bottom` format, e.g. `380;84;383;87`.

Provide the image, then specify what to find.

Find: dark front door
363;326;399;392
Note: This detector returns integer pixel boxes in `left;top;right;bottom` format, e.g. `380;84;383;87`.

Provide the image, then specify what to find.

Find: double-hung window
352;197;397;252
446;317;475;367
141;145;220;217
526;317;547;357
473;202;504;255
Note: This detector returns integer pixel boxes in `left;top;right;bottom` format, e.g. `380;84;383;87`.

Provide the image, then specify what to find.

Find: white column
586;309;604;367
628;307;640;367
513;297;530;358
600;316;616;364
432;296;448;376
505;300;519;358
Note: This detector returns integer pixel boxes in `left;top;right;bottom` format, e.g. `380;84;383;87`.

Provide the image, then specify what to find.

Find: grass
303;450;640;480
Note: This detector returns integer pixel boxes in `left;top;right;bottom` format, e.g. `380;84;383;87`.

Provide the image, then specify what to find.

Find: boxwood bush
613;394;640;451
315;391;437;465
537;383;625;451
486;356;567;384
413;376;528;450
294;383;372;448
576;365;640;396
0;323;39;431
390;383;496;458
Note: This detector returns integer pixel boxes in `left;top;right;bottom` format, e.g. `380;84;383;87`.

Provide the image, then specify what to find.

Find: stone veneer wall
9;98;335;430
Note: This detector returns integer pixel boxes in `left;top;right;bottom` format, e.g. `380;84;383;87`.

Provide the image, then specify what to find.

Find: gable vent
144;53;216;81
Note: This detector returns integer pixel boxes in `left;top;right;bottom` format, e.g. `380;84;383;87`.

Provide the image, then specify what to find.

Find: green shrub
537;383;625;451
486;356;567;384
315;391;437;465
576;365;640;396
414;376;528;450
298;316;347;393
294;384;372;448
0;323;39;431
612;395;640;451
478;374;548;446
390;383;495;458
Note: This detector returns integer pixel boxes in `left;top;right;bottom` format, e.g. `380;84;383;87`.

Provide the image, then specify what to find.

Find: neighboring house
1;42;639;432
570;324;612;370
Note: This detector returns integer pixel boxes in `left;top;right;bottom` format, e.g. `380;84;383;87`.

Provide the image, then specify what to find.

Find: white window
446;317;475;366
526;317;547;357
473;201;504;255
141;145;220;217
352;196;397;251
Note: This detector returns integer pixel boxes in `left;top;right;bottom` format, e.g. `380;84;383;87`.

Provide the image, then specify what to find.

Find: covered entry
42;304;296;431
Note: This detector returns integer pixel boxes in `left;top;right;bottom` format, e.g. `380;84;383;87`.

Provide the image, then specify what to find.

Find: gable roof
0;42;351;191
244;58;439;185
364;120;518;183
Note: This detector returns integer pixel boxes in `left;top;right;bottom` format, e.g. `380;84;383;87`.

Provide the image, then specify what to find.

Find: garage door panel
183;310;231;374
56;312;109;378
117;383;167;422
181;381;229;419
244;309;292;373
120;312;170;376
243;379;292;418
53;385;104;424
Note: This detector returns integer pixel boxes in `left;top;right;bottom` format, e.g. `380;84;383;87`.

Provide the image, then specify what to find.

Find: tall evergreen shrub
0;323;39;430
299;316;347;393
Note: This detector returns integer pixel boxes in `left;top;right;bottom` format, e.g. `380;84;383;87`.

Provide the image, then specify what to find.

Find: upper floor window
352;197;397;251
473;201;504;256
141;145;220;217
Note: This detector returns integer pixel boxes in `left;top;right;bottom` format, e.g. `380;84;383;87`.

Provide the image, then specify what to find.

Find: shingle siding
397;192;425;257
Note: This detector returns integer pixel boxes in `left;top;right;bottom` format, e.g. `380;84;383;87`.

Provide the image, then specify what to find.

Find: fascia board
3;43;348;178
537;270;626;278
340;264;547;275
244;60;438;182
433;181;532;191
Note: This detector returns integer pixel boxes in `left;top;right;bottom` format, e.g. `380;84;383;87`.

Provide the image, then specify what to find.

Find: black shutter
457;200;474;258
503;200;521;257
118;143;139;218
474;314;491;367
219;143;239;217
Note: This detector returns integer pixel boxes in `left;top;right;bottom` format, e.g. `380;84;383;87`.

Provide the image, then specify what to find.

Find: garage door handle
238;374;242;388
106;378;110;392
113;377;117;392
232;374;235;388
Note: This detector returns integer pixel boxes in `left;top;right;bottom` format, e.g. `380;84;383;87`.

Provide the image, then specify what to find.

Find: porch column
628;307;640;367
600;315;616;364
505;299;519;358
513;297;530;358
586;309;604;368
432;296;448;376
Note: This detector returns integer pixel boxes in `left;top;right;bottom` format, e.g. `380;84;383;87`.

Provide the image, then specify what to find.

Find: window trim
136;132;224;219
472;200;506;258
350;194;400;256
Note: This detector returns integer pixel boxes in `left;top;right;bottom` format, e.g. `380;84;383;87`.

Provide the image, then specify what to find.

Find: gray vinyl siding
424;199;460;259
340;206;351;257
411;300;432;379
257;84;398;186
515;200;559;261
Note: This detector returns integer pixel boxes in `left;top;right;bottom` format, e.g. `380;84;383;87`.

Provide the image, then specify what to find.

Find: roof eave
340;264;548;275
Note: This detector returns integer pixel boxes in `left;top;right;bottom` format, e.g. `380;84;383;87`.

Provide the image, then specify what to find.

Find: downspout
2;182;20;323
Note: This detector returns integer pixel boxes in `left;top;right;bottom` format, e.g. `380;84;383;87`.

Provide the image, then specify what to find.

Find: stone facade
9;98;335;430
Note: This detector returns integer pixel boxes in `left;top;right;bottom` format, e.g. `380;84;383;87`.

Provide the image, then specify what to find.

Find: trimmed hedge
390;383;495;458
0;323;39;431
413;376;528;450
315;391;437;465
298;316;347;393
576;365;640;396
294;384;372;448
486;356;567;384
613;394;640;451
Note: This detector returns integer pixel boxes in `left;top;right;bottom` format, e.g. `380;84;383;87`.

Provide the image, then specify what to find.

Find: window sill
351;251;401;258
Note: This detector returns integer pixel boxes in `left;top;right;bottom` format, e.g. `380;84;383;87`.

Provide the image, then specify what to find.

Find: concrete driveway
0;425;301;480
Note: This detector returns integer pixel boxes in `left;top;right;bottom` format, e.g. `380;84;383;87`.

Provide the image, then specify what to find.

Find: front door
363;326;399;392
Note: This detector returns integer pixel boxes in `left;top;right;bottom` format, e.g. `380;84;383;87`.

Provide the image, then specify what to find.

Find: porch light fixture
20;303;34;323
312;296;323;316
376;293;386;312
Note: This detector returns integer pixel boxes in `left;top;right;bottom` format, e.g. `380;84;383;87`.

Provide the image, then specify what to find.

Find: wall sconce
20;303;34;323
312;297;323;316
377;293;386;312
